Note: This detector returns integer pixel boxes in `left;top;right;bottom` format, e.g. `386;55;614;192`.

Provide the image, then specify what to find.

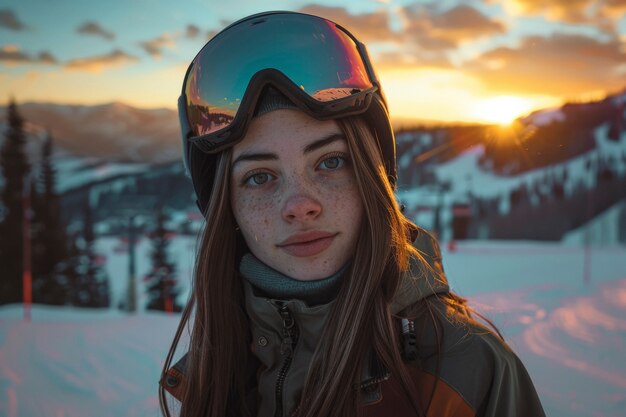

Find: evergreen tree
57;230;80;305
73;200;110;307
0;99;31;305
145;207;181;312
31;132;69;305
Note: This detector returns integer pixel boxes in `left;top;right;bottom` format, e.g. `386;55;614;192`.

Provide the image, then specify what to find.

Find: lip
277;231;338;257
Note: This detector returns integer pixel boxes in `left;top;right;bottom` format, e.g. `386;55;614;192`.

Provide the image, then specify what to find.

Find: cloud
465;33;626;95
36;51;57;64
602;0;626;15
77;21;115;40
294;4;498;70
297;5;396;43
0;45;29;63
490;0;626;30
0;45;57;65
185;24;200;39
376;50;451;69
494;0;593;23
400;4;506;50
0;9;26;31
65;49;138;72
139;34;175;58
430;5;506;40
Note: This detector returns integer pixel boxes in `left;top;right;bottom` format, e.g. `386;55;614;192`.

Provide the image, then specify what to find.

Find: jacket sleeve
413;301;547;417
475;335;546;417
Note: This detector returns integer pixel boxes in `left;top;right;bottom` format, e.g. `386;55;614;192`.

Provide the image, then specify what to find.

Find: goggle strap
178;95;192;178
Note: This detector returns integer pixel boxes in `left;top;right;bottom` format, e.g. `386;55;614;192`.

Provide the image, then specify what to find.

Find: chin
287;259;342;281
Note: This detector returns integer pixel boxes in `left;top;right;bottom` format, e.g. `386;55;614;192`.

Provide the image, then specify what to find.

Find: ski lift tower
116;195;158;313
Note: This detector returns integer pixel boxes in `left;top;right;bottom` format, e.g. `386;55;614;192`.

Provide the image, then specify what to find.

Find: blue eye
319;155;345;170
244;172;274;187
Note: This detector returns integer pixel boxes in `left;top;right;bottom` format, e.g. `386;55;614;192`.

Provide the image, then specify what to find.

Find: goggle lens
183;13;374;138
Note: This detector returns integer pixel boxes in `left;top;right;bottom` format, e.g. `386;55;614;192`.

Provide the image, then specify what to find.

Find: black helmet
178;11;396;213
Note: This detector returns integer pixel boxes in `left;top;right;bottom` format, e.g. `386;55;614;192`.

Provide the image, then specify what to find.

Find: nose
281;193;322;222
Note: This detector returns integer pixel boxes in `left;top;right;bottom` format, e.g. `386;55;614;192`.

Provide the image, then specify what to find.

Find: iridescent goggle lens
182;12;375;141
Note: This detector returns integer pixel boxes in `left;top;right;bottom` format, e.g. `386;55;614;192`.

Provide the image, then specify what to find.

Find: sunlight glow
380;68;483;123
472;96;535;125
378;68;558;125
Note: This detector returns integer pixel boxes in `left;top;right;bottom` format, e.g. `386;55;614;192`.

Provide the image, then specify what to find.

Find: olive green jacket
161;228;546;417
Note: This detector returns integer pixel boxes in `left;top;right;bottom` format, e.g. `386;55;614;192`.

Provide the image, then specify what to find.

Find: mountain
7;101;180;164
395;88;626;241
1;90;625;241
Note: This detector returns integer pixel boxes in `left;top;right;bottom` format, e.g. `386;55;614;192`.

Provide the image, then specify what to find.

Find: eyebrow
231;133;346;168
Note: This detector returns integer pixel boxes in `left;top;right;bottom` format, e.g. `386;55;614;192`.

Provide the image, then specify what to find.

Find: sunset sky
1;0;625;125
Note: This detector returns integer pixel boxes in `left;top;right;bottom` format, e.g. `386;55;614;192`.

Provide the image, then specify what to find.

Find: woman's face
230;109;364;281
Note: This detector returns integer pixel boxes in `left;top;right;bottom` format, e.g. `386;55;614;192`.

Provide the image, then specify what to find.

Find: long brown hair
159;115;490;417
292;116;425;416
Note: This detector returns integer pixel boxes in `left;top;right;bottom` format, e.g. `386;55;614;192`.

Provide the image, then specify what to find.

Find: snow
0;306;181;417
563;199;626;245
96;235;197;310
397;121;626;234
523;108;566;126
54;155;150;194
1;240;625;417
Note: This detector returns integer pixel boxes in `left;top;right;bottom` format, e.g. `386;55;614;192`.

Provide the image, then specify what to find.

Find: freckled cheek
233;193;278;241
326;178;363;230
316;176;360;204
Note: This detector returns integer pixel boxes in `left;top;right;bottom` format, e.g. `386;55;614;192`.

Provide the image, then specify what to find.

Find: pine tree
57;230;80;305
31;132;69;305
0;99;31;305
145;207;181;312
73;200;110;308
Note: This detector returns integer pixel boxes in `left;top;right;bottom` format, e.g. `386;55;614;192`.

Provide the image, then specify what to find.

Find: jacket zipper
274;303;299;417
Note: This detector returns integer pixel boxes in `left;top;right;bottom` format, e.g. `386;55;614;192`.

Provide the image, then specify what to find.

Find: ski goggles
178;11;385;168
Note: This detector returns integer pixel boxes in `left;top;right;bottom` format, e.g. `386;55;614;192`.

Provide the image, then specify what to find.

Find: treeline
0;100;182;312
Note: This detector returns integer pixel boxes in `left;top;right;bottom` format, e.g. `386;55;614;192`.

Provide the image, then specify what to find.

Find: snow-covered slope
1;241;625;417
397;121;626;239
563;199;626;245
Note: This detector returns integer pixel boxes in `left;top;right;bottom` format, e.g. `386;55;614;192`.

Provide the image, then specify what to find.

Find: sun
472;96;535;126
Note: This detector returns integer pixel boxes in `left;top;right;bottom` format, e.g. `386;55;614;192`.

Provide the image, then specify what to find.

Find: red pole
22;177;32;322
165;296;173;314
164;280;173;314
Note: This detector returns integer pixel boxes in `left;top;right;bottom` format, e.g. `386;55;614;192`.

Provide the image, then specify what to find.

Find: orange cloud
77;21;115;41
465;33;626;95
497;0;592;23
0;45;57;65
64;49;138;72
492;0;626;30
375;50;451;69
295;4;500;70
297;5;396;43
603;0;626;15
401;4;506;50
429;4;506;43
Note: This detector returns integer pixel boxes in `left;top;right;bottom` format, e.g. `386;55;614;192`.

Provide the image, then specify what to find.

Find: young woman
160;11;546;417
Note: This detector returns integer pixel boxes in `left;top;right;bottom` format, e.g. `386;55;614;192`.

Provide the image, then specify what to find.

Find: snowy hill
395;89;626;241
13;102;180;164
1;241;625;417
0;101;181;195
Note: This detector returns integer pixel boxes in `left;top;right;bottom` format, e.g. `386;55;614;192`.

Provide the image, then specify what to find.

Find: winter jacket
161;227;546;417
